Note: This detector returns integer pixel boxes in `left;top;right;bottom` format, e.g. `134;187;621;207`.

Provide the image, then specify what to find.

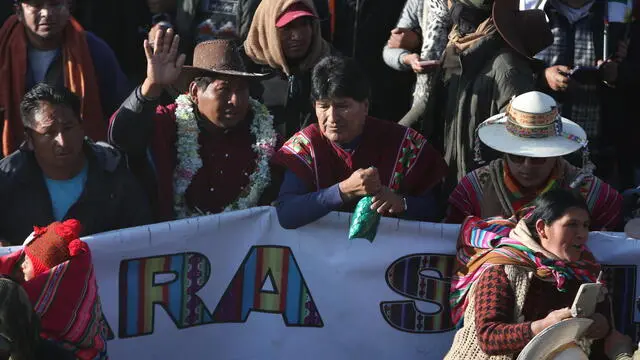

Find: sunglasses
507;154;549;165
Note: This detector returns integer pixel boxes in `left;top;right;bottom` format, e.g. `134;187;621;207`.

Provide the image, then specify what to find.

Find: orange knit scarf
0;16;105;157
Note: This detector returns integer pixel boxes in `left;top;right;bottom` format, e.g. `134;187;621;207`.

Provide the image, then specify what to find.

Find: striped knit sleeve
446;172;481;223
588;179;623;231
474;266;534;355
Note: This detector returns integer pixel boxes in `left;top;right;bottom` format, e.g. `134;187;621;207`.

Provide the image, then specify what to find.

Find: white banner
5;207;640;359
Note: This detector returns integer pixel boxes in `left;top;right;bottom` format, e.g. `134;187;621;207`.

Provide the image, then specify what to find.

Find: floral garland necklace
173;94;277;219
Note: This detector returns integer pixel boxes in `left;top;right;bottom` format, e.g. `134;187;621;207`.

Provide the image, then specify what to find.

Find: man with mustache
109;30;282;220
446;91;622;231
273;56;448;229
0;0;129;158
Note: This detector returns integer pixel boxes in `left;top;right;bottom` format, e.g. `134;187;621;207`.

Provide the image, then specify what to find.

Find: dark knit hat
24;219;86;278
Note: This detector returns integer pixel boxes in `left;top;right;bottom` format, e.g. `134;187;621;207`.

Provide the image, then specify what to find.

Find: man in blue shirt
0;84;151;246
0;0;130;157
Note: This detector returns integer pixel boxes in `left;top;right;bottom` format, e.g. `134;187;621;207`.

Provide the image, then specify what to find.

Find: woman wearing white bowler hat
445;91;622;231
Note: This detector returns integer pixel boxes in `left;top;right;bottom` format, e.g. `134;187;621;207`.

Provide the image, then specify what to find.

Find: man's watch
402;197;408;213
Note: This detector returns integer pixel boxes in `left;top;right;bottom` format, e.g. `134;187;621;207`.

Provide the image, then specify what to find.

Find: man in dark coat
0;84;151;246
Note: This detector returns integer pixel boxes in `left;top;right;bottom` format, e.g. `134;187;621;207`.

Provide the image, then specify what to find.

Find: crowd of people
0;0;640;358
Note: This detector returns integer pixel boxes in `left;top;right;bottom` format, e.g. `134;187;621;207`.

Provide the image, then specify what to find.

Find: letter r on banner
212;246;323;327
118;253;214;338
381;254;455;333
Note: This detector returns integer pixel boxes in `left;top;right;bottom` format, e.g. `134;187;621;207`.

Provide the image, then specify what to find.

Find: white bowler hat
477;91;588;158
516;318;593;360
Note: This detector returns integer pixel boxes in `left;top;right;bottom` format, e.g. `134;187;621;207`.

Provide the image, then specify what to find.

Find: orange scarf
503;160;561;212
0;16;105;157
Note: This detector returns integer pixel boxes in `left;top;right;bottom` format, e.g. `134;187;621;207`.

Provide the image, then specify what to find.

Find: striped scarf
503;160;560;212
450;213;600;327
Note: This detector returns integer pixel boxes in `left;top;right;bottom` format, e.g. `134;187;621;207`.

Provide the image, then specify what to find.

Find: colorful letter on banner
212;246;323;327
381;254;455;333
118;253;213;338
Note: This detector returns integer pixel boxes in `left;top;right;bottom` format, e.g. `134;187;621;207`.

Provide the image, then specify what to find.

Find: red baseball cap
275;3;317;28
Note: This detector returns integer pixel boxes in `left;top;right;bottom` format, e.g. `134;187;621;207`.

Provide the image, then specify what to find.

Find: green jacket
433;32;537;190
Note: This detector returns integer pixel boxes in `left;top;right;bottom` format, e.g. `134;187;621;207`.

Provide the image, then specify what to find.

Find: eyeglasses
507;154;549;165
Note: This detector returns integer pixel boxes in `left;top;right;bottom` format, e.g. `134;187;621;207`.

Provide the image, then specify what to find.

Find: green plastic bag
348;196;381;242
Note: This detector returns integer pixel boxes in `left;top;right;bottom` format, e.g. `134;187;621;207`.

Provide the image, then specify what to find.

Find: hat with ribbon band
474;91;595;186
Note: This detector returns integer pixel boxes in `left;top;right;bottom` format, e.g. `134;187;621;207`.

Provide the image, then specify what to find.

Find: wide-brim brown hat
493;0;553;58
175;39;267;93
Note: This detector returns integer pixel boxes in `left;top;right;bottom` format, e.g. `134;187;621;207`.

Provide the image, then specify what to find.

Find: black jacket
37;339;76;360
0;1;12;28
0;141;152;245
330;0;415;121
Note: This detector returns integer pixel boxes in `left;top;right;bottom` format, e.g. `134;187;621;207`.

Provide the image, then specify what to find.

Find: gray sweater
382;0;424;71
382;0;449;71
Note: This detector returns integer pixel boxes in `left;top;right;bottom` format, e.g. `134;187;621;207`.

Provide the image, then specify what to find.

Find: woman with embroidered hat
0;219;108;360
446;91;623;231
445;189;611;359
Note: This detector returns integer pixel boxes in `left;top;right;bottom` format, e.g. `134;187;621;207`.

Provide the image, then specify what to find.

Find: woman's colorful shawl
0;248;108;359
272;116;448;206
447;158;622;230
450;213;600;327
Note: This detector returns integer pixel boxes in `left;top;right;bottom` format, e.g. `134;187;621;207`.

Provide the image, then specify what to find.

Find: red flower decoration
68;239;88;257
32;226;48;237
54;219;82;240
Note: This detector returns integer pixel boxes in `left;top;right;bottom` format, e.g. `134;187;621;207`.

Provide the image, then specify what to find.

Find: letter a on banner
118;253;214;338
381;254;455;333
212;246;323;327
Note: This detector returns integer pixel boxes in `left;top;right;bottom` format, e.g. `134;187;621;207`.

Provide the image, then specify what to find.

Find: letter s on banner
380;254;455;333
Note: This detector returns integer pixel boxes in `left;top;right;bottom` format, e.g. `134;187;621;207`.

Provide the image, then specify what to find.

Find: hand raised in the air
141;28;186;98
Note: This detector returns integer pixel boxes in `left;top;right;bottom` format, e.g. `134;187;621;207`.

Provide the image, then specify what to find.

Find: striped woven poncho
0;245;108;359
